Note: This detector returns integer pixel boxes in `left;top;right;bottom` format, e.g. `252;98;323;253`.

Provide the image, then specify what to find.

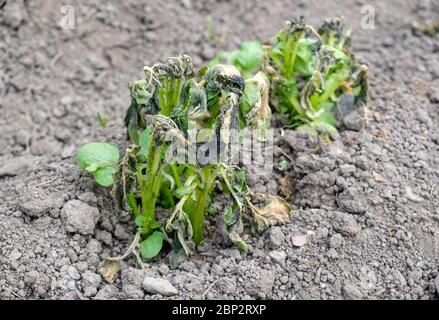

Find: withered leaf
250;193;292;234
99;260;122;283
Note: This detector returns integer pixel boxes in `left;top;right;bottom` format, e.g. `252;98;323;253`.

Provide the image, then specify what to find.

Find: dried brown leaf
250;193;292;233
99;260;122;283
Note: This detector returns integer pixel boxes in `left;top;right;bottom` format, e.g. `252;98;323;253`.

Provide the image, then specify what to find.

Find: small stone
342;283;363;300
113;224;130;240
329;234;343;249
409;270;422;284
268;250;287;263
355;156;371;170
33;216;52;230
326;248;339;260
18;194;58;218
82;271;102;297
268;226;285;249
86;239;102;254
8;249;22;261
342;105;366;131
291;234;308;247
216;277;237;294
336;188;366;214
427;86;439;103
3;0;25;29
62;200;99;235
77;192;98;206
95;285;120;300
405;187;423;203
61;265;81;281
243;269;275;299
180;0;192;9
332;212;360;237
95;230;113;246
393;270;407;287
121;268;145;299
142;277;178;296
157;264;170;275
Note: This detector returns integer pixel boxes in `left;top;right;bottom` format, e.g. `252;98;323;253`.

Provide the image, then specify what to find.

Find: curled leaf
205;64;245;94
249;193;292;234
241;71;271;141
152;115;187;145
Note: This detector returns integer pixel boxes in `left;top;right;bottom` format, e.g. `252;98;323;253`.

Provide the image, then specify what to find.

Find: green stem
140;143;164;235
285;33;303;77
190;165;220;245
171;163;182;188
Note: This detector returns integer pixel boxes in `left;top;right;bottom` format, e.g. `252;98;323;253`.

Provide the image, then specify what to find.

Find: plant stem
171;163;182;188
190;165;220;245
140;143;164;235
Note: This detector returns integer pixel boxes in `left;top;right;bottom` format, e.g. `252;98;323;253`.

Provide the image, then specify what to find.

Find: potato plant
211;17;368;136
77;17;368;266
77;55;290;266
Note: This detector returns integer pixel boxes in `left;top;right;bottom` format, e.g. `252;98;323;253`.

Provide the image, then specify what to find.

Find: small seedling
278;159;289;171
97;112;108;128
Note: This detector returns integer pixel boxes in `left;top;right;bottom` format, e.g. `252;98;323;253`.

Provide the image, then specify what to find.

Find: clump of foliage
211;17;368;135
77;55;290;266
77;16;368;267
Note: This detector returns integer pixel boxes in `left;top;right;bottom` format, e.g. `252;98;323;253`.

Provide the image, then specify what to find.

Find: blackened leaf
125;99;140;144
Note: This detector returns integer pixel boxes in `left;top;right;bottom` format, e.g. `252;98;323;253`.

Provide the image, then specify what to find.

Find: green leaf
239;82;259;116
76;142;120;187
129;79;153;105
209;40;263;77
140;231;166;259
278;160;289;171
294;39;316;76
97;112;108;128
92;166;118;187
135;215;143;227
235;41;263;71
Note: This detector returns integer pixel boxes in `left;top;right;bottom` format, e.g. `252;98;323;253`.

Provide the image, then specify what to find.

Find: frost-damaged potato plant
77;55;290;267
211;17;368;136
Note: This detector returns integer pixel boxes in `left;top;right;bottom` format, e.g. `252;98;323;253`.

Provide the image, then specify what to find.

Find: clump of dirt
1;0;438;300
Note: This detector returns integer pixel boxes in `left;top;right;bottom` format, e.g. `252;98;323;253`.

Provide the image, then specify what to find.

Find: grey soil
1;0;439;300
